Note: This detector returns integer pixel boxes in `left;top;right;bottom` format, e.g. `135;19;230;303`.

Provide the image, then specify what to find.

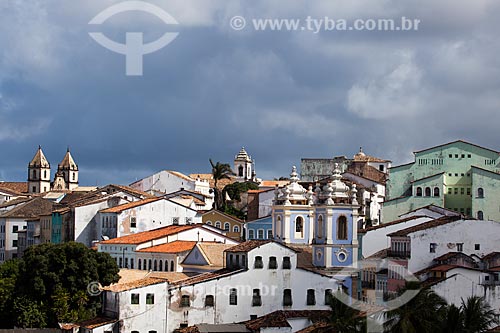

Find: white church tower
234;147;254;182
28;146;51;193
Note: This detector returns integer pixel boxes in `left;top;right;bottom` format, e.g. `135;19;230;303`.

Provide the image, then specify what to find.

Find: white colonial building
130;170;211;197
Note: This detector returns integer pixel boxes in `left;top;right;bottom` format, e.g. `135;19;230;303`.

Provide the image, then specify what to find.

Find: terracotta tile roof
76;316;117;329
259;180;290;187
137;240;197;253
102;277;167;292
0;196;32;208
58;191;91;204
0;181;28;193
359;215;429;233
387;216;462;237
365;248;389;260
0;185;26;196
197;242;235;266
244;310;332;331
170;269;245;287
106;184;155;199
346;163;387;184
433;252;472;262
483;252;500;260
0;197;55;218
189;173;235;190
428;264;460;272
287;244;314;269
99;197;161;213
115;268;189;284
99;225;197;244
225;240;271;252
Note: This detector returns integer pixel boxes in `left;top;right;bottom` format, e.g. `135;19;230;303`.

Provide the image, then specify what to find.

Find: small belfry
27;146;79;193
57;147;79;191
234;147;254;182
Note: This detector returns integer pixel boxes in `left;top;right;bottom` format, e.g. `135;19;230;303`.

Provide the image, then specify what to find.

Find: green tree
329;291;366;332
0;259;20;327
440;304;464;333
1;242;120;328
384;282;447;333
460;296;498;333
209;159;235;210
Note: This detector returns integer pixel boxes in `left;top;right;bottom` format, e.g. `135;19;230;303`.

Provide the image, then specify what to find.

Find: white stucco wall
408;220;500;273
130;170;196;194
167;243;337;333
361;216;432;258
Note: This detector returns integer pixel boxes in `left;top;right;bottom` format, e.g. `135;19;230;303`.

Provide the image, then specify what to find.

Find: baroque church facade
28;146;79;193
272;164;360;294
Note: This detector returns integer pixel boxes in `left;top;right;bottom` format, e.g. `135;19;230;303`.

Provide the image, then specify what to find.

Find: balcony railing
362;280;375;289
387;250;411;258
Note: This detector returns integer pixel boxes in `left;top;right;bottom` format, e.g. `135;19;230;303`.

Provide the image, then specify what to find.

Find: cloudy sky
1;0;500;185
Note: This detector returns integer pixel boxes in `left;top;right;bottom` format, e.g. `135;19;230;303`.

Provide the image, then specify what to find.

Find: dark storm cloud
1;0;500;185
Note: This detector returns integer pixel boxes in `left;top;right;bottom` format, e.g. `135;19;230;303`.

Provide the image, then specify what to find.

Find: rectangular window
248;229;255;239
131;293;139;304
283;256;291;269
475;244;480;250
254;256;263;269
467;188;471;195
267;229;273;239
12;240;17;248
13;226;18;233
257;229;264;239
172;217;179;225
448;188;452;194
283;289;292;306
146;293;154;304
461;188;465;195
180;295;190;307
454;188;458;195
252;289;262;306
449;154;452;158
430;243;437;253
205;295;214;307
325;289;333;305
307;289;316;305
468;154;471;158
456;243;463;252
268;256;277;269
130;217;136;228
229;288;237;305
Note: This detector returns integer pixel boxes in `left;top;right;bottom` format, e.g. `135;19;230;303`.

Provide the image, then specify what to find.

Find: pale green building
383;140;500;223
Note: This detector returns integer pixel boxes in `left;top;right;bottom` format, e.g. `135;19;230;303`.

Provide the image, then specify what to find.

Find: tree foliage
209;159;235;210
0;242;119;328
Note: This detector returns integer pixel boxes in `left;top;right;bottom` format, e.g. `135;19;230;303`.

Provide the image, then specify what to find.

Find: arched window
295;216;304;238
478;211;484;220
159;260;163;271
44;170;47;179
478;188;484;198
215;221;221;229
433;187;440;197
224;222;230;231
165;260;169;271
425;187;431;197
153;260;157;271
233;225;240;233
32;170;37;179
143;259;147;270
337;216;348;240
170;260;174;272
238;165;244;177
148;259;152;271
138;259;141;270
416;187;422;197
206;221;212;225
317;215;324;239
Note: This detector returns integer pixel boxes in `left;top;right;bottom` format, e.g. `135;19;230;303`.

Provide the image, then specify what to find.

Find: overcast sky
1;0;500;186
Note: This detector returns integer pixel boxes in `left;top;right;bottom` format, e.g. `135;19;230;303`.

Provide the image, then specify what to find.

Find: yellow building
202;210;244;241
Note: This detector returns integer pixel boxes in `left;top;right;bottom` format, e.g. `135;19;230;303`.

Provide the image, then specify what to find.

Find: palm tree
440;304;464;333
384;282;447;333
209;159;234;210
329;291;366;332
460;296;498;333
